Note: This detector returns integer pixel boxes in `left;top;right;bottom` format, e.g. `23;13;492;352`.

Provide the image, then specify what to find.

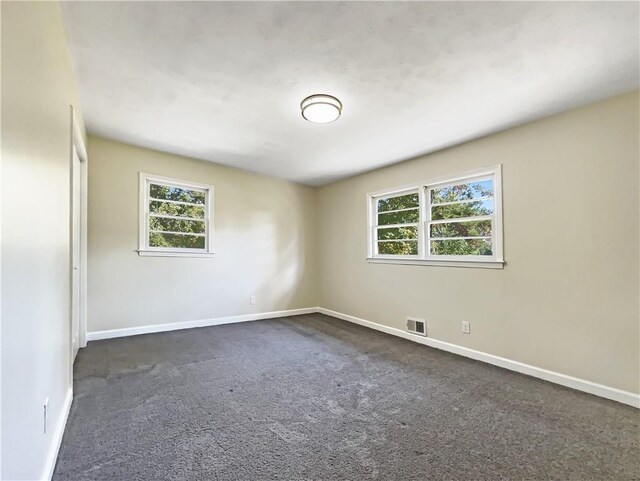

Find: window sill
366;257;504;269
137;250;216;258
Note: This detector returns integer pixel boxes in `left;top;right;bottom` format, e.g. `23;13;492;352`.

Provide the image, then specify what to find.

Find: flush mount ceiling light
300;94;342;124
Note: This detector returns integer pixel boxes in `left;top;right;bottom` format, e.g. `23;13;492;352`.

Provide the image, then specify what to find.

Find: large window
138;173;214;257
368;165;503;268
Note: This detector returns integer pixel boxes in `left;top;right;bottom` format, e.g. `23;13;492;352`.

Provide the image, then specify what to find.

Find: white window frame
138;173;215;257
368;187;424;260
367;165;504;269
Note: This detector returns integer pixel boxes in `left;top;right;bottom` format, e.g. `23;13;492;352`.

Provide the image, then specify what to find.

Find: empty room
1;1;639;480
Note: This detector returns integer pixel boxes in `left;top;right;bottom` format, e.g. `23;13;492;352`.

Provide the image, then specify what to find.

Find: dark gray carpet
54;314;639;480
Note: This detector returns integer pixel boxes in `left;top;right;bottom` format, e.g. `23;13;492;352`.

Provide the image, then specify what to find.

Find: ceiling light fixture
300;94;342;124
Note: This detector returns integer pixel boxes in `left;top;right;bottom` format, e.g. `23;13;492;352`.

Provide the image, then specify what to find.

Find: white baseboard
317;307;640;409
87;307;317;341
41;387;73;481
85;306;639;409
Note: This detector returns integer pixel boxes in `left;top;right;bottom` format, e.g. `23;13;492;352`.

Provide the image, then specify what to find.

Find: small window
368;165;503;268
428;177;494;258
139;173;214;257
374;190;420;256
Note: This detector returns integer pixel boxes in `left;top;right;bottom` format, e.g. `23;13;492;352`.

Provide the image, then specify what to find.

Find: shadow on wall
213;176;315;313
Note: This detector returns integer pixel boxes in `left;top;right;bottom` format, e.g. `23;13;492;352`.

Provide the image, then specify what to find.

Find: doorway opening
70;106;88;363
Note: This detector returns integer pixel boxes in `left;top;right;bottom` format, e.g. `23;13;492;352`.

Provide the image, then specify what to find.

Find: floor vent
406;317;427;336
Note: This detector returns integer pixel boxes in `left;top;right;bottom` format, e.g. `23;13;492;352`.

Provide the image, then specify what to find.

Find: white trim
142;172;212;191
367;165;504;267
367;257;504;269
83;306;638;408
429;214;492;225
430;236;490;241
148;229;206;237
87;308;317;341
149;213;204;222
377;206;420;215
41;387;73;481
149;197;206;207
139;172;215;256
137;249;216;258
375;222;418;229
432;196;493;207
377;238;418;242
316;307;640;408
71;111;87;164
70;106;88;350
34;308;638;481
425;168;501;263
368;184;424;199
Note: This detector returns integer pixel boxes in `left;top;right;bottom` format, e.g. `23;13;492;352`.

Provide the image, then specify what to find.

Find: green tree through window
369;168;503;264
375;192;419;255
429;179;493;256
145;181;209;251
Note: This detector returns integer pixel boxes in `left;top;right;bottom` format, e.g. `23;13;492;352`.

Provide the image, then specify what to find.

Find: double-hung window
138;173;214;257
372;190;421;257
368;165;503;268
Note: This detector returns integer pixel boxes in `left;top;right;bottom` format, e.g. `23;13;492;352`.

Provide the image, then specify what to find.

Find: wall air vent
406;317;427;336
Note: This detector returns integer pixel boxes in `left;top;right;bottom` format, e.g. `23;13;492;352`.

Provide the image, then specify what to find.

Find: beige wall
87;136;318;332
1;5;637;479
317;90;640;394
87;92;640;395
1;2;86;479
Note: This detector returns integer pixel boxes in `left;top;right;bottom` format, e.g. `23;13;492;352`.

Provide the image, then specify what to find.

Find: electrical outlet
250;296;256;305
43;397;49;434
461;321;470;334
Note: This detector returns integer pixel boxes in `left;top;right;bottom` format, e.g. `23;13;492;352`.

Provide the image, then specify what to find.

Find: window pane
430;220;491;238
378;240;418;255
150;183;205;205
149;232;206;249
149;200;205;219
430;238;492;256
377;226;418;240
431;199;493;221
149;217;205;234
431;179;493;204
377;193;419;212
377;209;419;225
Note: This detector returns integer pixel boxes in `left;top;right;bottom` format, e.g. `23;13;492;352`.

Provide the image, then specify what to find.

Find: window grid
373;190;420;257
367;166;503;266
425;176;495;259
139;173;214;256
147;182;208;247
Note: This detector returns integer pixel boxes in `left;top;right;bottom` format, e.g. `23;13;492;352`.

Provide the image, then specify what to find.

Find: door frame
70;106;88;355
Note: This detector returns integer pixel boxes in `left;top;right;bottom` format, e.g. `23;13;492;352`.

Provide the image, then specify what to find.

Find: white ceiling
61;1;639;186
